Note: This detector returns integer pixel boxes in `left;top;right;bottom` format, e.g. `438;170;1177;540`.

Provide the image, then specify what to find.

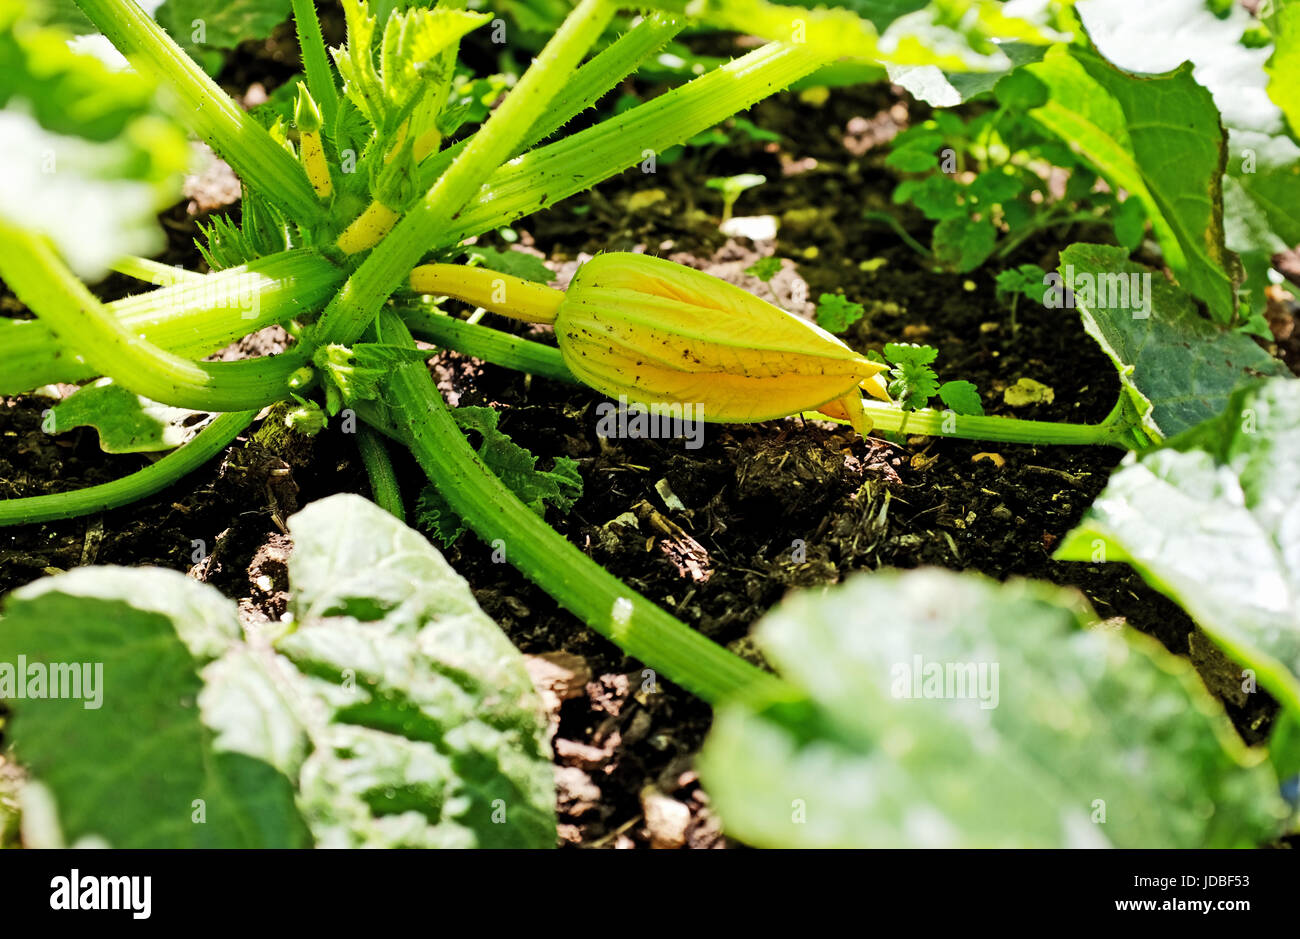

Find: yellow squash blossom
409;252;889;433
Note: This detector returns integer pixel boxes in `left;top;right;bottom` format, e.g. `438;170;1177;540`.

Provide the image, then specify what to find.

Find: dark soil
2;31;1296;849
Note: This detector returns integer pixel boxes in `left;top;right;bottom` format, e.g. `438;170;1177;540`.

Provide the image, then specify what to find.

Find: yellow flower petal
555;253;887;423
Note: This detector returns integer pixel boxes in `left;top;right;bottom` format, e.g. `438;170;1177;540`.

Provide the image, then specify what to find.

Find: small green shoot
705;173;766;223
745;256;784;282
872;342;984;436
815;293;865;332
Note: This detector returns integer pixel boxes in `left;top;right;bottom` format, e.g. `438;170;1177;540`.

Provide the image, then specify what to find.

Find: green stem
0;226;306;411
862;211;931;260
356;425;404;521
433;40;829;252
415;11;686;194
994;209;1100;260
399;306;573;383
74;0;325;225
374;309;788;707
400;304;1138;448
854;397;1138;448
311;0;616;347
0;411;254;526
290;0;339;130
110;255;205;286
2;250;343;396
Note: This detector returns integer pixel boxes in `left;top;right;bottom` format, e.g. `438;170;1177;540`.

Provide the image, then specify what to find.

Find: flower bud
553;253;889;431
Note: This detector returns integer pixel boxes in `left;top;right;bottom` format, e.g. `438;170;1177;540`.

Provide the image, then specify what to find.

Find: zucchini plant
0;0;1298;847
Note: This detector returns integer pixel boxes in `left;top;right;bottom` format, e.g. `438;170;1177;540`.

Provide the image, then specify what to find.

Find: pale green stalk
2;250;342;396
433;40;828;250
374;309;789;707
291;0;340;130
356;425;405;521
74;0;325;225
0;225;306;411
415;11;687;192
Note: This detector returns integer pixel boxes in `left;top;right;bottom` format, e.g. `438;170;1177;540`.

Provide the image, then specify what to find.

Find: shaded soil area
2;39;1296;848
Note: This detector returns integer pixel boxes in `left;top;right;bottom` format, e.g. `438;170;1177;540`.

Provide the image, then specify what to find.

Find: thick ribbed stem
374;309;789;707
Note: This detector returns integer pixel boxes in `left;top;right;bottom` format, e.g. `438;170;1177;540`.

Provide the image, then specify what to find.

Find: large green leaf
1067;47;1234;320
0;568;310;848
154;0;293;74
0;495;556;847
1078;0;1300;282
216;493;557;848
1017;41;1232;315
1060;244;1290;441
1057;377;1300;718
885;40;1046;106
1266;0;1300;139
699;568;1286;848
649;0;1064;70
0;0;189;279
908;0;1297;315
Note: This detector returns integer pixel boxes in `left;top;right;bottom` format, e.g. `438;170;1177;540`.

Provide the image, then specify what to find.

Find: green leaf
888;125;945;152
1056;377;1300;720
1059;244;1290;441
314;342;432;414
699;568;1286;848
1111;196;1146;251
814;293;866;333
0;2;189;278
968;170;1022;205
993;67;1049;110
463;246;554;285
333;0;387;128
1266;0;1300;138
994;263;1048;304
745;256;784;282
34;0;95;34
154;0;294;74
938;379;983;416
732;116;781;143
932;215;996;272
417;406;582;546
271;494;556;847
0;568;310;848
884;147;939;172
883;342;940;410
49;379;206;454
1073;0;1300;299
1067;45;1235;322
887;41;1048;107
895;173;965;220
1016;42;1235;320
657;0;1064;71
378;3;490;142
379;5;490;100
0;495;557;847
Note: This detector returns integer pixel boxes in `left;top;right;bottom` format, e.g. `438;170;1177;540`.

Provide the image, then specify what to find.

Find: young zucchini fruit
294;85;333;200
409;252;890;432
